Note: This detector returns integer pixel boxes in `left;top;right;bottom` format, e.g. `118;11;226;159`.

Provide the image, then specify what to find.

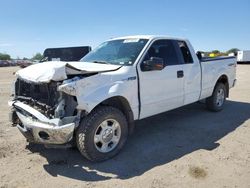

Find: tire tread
76;106;127;161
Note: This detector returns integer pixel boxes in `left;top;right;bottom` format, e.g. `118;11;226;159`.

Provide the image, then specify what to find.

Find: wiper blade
92;60;111;65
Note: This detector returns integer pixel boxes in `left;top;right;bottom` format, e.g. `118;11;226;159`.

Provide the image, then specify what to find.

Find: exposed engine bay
14;78;78;119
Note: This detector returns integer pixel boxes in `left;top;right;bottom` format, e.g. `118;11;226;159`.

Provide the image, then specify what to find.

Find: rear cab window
175;41;193;64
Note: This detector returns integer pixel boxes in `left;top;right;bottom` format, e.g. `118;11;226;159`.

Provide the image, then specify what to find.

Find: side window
143;40;180;66
177;41;193;63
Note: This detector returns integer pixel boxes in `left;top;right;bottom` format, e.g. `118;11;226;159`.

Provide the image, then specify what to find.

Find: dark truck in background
43;46;91;62
18;46;92;68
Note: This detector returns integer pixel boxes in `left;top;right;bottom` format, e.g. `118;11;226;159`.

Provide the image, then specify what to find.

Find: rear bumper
10;101;76;144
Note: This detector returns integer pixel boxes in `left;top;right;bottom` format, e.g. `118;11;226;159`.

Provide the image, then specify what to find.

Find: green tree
0;53;11;60
227;48;240;55
32;53;43;61
211;50;220;54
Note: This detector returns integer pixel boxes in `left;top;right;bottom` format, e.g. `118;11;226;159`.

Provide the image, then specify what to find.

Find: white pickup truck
9;35;237;161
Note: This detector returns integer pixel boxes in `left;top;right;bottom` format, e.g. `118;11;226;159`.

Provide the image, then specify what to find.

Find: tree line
200;48;240;57
0;52;43;61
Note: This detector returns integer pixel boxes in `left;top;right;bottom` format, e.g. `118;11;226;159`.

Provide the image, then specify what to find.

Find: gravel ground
0;65;250;188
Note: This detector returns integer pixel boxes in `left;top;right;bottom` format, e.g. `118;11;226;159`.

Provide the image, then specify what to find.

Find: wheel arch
215;74;229;97
92;96;135;135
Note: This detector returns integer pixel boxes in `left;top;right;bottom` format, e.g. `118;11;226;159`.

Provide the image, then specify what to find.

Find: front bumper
10;101;76;144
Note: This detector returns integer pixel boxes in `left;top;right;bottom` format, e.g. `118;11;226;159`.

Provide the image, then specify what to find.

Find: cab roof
109;35;187;41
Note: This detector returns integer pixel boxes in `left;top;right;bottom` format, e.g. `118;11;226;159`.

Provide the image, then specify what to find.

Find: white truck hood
16;61;122;83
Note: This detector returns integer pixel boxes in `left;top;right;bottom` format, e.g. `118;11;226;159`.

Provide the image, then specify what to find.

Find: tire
76;106;128;162
206;83;226;112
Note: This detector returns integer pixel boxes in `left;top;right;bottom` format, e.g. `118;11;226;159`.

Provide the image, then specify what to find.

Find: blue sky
0;0;250;58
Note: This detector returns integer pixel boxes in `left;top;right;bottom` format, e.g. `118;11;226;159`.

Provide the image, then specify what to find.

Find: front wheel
76;106;128;162
206;83;226;112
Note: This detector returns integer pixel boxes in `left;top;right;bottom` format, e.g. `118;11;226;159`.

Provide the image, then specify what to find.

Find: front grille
14;79;60;117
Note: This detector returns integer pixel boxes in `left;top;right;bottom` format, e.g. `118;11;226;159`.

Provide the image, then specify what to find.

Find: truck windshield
81;39;149;66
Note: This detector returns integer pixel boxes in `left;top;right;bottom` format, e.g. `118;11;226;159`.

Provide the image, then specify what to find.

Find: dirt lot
0;65;250;188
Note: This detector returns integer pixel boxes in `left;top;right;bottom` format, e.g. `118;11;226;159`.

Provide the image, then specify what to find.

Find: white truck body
9;35;237;160
237;50;250;63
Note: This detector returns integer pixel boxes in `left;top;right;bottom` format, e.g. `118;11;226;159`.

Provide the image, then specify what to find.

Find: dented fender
58;68;139;119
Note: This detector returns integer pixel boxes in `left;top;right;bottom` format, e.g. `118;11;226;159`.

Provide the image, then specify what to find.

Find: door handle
177;70;184;78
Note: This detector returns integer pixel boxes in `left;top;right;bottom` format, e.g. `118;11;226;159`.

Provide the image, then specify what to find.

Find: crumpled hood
16;61;122;83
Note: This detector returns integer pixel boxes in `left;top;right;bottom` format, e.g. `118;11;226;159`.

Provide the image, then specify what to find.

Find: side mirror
141;57;164;71
196;51;202;61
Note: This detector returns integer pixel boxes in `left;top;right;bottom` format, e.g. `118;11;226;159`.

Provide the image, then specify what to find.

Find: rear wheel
206;83;226;112
76;106;128;162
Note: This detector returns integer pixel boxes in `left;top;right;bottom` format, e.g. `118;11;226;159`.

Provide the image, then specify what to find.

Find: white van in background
237;50;250;63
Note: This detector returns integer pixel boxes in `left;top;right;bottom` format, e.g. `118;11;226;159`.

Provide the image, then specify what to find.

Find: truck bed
201;56;235;62
199;56;236;100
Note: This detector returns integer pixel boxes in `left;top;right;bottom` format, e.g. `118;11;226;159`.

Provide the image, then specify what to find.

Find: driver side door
138;39;185;119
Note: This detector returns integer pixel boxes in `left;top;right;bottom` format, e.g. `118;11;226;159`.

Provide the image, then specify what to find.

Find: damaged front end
9;78;81;145
9;61;121;146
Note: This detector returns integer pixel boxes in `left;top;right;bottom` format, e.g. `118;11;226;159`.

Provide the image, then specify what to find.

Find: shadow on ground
26;100;250;181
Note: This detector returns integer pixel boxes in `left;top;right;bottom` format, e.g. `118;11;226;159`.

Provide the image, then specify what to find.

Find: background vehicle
17;60;33;68
9;35;237;161
237;50;250;63
43;46;91;61
0;60;10;67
